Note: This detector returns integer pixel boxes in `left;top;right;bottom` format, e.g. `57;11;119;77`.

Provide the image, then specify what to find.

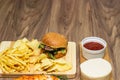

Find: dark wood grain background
0;0;120;80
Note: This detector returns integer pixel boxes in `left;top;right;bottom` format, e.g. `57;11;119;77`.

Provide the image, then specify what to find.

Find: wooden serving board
80;45;114;80
0;41;76;78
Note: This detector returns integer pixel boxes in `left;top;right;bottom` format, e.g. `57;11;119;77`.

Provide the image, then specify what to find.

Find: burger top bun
41;32;68;48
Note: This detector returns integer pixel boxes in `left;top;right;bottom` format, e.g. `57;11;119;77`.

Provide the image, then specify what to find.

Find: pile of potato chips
0;38;72;73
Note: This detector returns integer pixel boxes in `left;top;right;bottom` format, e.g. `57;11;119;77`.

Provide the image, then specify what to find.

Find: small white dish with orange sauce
81;37;107;59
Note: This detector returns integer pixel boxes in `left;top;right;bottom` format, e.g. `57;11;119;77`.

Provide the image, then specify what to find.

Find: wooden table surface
0;0;120;80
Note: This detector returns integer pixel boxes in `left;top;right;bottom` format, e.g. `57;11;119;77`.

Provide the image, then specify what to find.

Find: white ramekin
81;37;107;59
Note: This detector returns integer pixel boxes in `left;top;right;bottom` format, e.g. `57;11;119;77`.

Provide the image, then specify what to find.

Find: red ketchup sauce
84;42;104;50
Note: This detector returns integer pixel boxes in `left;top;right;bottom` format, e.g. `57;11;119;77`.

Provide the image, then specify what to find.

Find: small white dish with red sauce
81;37;107;59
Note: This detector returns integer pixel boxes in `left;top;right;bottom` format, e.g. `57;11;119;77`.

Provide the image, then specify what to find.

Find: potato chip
41;58;53;69
47;60;72;72
53;58;68;64
27;39;40;50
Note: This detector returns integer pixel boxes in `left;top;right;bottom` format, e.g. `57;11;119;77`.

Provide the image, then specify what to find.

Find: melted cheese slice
80;58;112;80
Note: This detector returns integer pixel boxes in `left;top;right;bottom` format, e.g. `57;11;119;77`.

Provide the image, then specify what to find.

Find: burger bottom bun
54;52;66;59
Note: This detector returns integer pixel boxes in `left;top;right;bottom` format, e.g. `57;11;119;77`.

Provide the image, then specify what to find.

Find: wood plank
0;41;76;79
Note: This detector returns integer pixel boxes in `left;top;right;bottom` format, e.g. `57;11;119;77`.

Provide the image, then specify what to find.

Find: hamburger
39;32;68;59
